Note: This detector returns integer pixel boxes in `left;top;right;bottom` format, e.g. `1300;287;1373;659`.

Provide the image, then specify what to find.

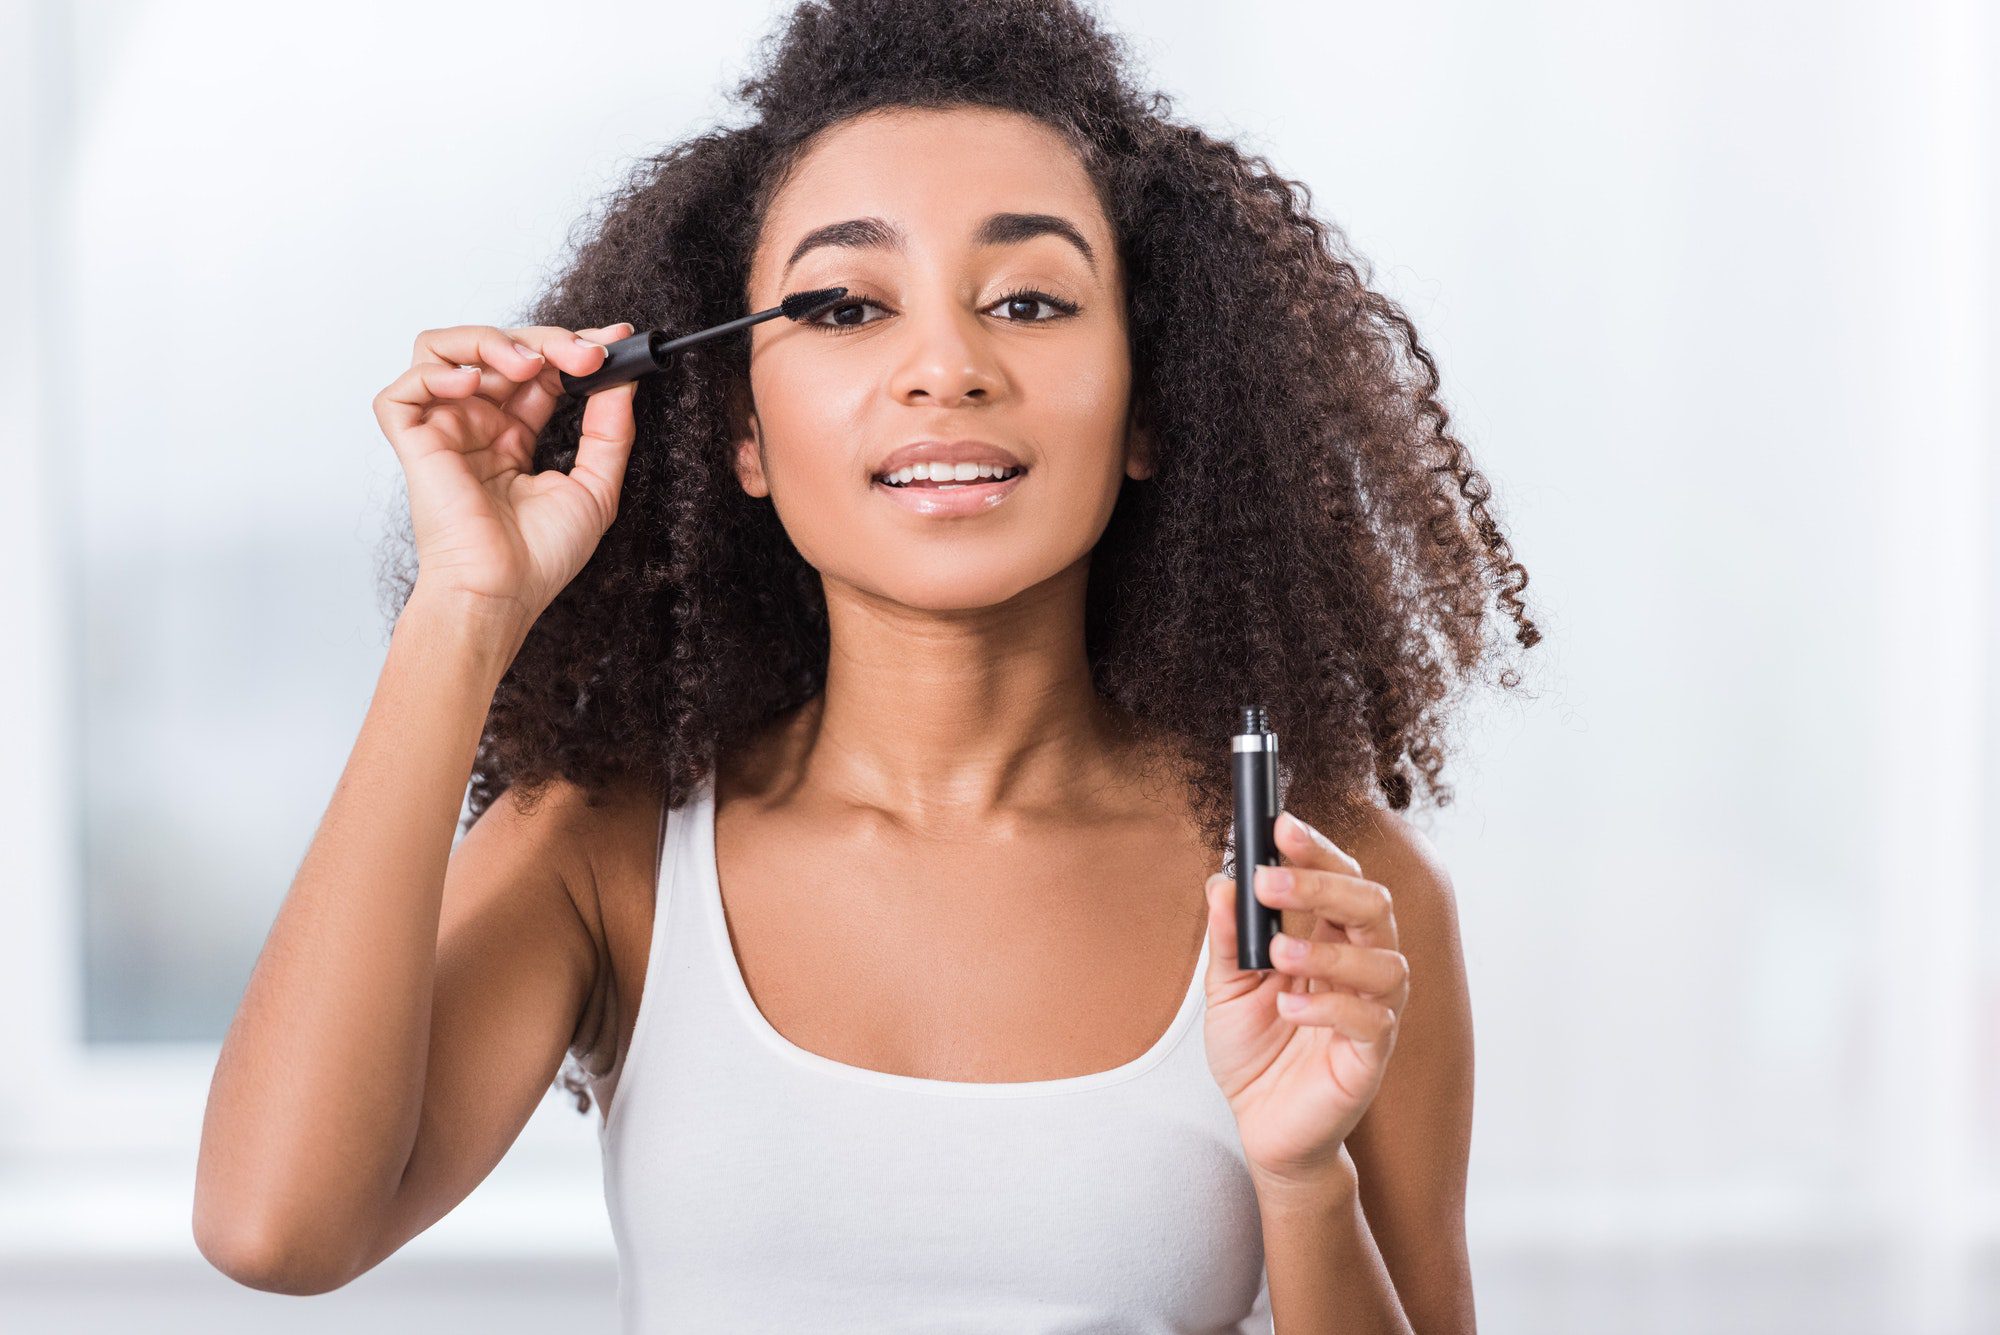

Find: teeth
879;462;1023;487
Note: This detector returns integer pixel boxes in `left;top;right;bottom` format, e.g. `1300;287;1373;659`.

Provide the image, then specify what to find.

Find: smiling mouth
868;466;1029;516
872;466;1028;490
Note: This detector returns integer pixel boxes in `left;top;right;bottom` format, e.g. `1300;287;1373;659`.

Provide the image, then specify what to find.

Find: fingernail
511;341;542;361
1271;932;1302;957
1255;865;1293;896
575;335;605;351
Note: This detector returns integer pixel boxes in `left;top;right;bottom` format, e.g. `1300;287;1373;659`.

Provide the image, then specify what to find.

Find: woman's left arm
1259;809;1477;1334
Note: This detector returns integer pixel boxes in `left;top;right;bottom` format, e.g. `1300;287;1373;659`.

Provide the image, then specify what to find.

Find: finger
494;371;562;445
1272;988;1396;1048
413;323;628;418
1203;872;1264;990
505;323;635;433
569;376;639;527
1254;864;1396;950
373;361;510;457
440;391;542;475
1267;933;1410;1002
411;325;554;406
506;321;633;379
515;322;630;379
1275;810;1363;877
395;393;532;475
378;355;540;443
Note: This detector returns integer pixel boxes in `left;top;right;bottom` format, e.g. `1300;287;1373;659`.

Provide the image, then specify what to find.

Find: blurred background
2;0;1993;1330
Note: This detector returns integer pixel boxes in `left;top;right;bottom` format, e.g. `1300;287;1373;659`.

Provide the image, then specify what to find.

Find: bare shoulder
1330;803;1458;925
1276;802;1459;952
1314;800;1467;1015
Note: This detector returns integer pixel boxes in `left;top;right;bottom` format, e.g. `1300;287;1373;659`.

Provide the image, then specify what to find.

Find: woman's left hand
1201;810;1410;1191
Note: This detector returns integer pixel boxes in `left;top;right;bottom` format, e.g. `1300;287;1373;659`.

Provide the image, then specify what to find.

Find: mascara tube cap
559;331;663;397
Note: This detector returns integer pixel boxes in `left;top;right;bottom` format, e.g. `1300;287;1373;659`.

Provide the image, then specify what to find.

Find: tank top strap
594;772;707;1140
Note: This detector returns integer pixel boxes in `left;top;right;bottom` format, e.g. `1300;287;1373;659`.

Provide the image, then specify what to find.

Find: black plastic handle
559;331;662;397
1232;706;1282;970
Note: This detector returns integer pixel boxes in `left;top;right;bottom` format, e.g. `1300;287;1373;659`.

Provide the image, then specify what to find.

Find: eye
989;287;1081;323
806;287;1081;334
806;297;886;332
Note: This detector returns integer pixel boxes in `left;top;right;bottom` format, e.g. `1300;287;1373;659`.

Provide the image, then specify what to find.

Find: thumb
571;324;639;524
1204;871;1259;990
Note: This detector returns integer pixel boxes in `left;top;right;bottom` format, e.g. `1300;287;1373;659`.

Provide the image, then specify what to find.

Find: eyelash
805;286;1081;334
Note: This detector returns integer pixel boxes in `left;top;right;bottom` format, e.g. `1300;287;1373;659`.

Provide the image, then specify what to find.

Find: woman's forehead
760;109;1108;257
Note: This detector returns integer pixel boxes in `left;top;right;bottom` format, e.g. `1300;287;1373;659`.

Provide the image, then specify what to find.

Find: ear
1123;405;1156;482
726;378;770;498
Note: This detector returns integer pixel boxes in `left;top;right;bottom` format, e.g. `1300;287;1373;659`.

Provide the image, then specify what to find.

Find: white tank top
592;772;1273;1333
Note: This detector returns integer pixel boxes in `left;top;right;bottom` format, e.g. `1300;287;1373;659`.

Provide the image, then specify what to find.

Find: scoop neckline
696;774;1209;1099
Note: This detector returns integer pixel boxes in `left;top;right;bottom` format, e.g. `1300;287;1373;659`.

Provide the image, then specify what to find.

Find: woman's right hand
372;321;641;634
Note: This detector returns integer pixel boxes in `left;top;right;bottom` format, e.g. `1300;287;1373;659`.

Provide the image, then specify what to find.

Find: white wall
1;0;1991;1331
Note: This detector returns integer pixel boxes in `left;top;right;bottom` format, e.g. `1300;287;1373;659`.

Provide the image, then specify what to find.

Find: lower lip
870;470;1027;516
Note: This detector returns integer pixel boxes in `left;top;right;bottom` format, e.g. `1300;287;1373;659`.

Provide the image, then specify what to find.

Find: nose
886;300;1004;406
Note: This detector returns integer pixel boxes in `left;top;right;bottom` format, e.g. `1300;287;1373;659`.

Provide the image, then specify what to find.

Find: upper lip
871;439;1026;480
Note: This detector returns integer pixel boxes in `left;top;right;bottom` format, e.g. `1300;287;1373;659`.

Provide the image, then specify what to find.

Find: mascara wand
558;286;850;397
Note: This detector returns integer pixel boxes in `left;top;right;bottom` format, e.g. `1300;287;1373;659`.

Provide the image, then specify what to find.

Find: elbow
191;1199;361;1296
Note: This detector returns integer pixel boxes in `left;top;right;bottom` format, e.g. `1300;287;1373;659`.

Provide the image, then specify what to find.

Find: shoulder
1276;799;1461;951
1298;801;1455;944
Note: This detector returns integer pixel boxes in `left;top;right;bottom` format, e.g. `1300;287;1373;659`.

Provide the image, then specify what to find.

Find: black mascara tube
1231;704;1282;970
557;286;849;397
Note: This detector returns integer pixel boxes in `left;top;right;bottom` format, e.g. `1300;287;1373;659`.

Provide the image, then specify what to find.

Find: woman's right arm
192;319;640;1294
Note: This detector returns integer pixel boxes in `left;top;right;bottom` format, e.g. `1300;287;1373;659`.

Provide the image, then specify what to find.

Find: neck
787;557;1146;822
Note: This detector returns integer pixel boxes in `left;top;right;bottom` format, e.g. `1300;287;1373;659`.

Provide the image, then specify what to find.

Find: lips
871;467;1027;517
869;439;1026;480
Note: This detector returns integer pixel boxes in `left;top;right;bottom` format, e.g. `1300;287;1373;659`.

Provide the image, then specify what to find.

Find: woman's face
735;105;1151;614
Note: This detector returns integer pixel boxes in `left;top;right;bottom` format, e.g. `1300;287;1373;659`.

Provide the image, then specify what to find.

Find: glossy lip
870;438;1026;479
871;469;1028;517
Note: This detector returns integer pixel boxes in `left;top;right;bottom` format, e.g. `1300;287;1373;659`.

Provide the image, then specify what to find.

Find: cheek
744;358;867;491
742;374;862;570
1047;351;1137;498
1037;348;1137;510
1040;343;1136;421
753;351;869;445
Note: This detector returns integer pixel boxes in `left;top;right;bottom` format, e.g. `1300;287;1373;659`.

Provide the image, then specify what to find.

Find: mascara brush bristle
778;286;849;320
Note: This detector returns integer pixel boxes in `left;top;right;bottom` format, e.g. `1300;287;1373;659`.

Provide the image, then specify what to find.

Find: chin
844;558;1048;614
871;576;1031;614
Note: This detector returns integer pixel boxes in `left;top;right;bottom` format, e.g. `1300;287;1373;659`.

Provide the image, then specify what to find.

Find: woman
195;1;1536;1330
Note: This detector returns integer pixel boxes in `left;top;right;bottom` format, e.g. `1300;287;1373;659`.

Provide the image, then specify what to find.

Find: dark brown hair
376;0;1543;1113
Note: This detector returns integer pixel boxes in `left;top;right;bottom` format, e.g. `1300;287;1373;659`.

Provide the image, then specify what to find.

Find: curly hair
375;0;1542;1114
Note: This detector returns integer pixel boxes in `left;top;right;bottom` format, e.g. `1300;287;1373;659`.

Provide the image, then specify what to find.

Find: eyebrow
780;212;1098;282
